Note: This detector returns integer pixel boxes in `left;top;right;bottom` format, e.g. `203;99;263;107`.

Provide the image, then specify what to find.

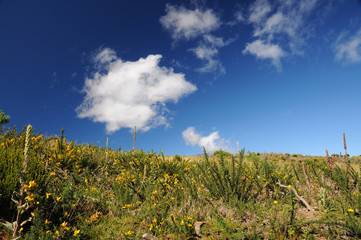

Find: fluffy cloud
243;40;285;70
76;48;197;133
244;0;325;69
334;28;361;63
182;127;231;153
160;4;220;41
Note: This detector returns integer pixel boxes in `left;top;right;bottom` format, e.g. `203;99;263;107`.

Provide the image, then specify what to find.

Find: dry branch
277;181;315;212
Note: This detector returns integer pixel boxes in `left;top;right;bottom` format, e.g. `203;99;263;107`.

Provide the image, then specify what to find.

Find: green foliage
0;110;10;125
1;127;361;239
173;154;182;162
213;149;232;158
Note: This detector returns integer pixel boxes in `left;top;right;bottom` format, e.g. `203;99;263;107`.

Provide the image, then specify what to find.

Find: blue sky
1;0;361;156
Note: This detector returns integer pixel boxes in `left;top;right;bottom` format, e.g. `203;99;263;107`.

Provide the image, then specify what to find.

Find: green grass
1;126;361;239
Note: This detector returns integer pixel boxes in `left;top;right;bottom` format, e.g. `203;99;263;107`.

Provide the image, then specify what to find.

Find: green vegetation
0;110;10;125
212;150;232;158
1;125;361;239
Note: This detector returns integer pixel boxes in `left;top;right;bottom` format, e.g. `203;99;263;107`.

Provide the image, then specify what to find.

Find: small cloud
92;47;117;65
235;9;245;23
189;44;224;73
76;48;197;134
50;71;57;88
182;126;231;153
334;28;361;63
243;40;285;70
189;35;234;74
248;0;271;24
160;4;220;41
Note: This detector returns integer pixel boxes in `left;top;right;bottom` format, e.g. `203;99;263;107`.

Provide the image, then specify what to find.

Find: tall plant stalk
12;124;32;237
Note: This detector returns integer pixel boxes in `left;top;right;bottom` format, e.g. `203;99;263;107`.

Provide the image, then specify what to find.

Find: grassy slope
1;127;361;239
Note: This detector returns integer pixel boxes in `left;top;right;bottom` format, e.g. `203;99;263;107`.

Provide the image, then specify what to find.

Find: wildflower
274;201;278;204
19;227;23;233
46;230;50;234
61;221;68;228
153;218;157;223
180;220;184;225
288;185;291;188
26;195;34;202
124;230;134;236
46;193;52;198
74;230;80;237
348;209;354;212
56;197;61;202
29;181;38;188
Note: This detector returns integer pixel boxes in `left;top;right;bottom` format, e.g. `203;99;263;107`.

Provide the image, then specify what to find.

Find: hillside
1;125;361;239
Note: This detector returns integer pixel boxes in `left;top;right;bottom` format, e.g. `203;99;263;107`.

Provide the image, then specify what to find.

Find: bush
213;150;232;158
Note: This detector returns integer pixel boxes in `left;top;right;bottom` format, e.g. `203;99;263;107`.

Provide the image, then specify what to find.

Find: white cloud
243;40;285;70
76;48;197;133
244;0;326;69
248;0;272;24
190;42;224;73
160;4;220;41
335;28;361;63
92;48;117;65
182;127;231;153
189;35;234;73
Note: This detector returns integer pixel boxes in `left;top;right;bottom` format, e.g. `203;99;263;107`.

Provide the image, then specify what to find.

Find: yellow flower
56;197;61;202
46;193;52;198
124;230;134;236
288;185;291;188
153;218;157;223
348;209;354;212
26;195;34;202
60;221;68;228
274;201;278;204
74;229;80;236
45;219;51;224
29;181;38;188
19;227;23;233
